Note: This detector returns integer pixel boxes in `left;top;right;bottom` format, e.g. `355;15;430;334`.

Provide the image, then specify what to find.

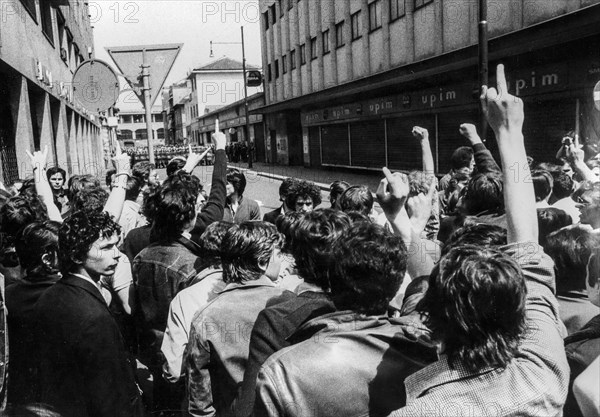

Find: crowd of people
126;145;215;168
0;65;599;417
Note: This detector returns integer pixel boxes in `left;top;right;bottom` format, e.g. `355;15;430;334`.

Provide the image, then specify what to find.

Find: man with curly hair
33;210;142;417
285;180;322;214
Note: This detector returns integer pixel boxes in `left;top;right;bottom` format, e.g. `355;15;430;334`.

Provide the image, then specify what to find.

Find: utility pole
241;26;252;169
478;0;488;142
141;48;155;164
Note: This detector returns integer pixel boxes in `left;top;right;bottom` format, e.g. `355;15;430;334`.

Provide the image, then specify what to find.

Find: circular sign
594;80;600;111
72;59;120;113
246;70;263;87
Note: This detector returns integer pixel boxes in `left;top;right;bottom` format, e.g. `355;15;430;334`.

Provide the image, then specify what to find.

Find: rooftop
191;56;260;72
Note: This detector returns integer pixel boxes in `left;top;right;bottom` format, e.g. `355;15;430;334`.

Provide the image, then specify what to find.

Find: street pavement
158;161;386;218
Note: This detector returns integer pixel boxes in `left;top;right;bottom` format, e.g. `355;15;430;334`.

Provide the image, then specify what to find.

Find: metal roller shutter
308;126;321;167
321;123;350;166
350;120;386;168
386;115;436;172
436;110;479;175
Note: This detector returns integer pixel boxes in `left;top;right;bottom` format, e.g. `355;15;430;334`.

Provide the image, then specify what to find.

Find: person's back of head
459;172;504;215
68;174;101;197
537;207;572;246
105;169;116;189
153;177;198;242
329;222;407;315
0;196;48;241
124;176;142;202
70;187;109;214
450;146;474;171
543;227;599;295
198;221;233;269
531;170;554;203
535;162;562;176
275;211;305;254
419;245;527;372
443;224;507;256
291;209;351;290
166;157;187;177
58;210;120;275
551;172;574;200
15;221;60;279
329;180;350;210
132;161;155;186
339;185;373;217
279;177;299;211
220;221;283;284
586;247;600;308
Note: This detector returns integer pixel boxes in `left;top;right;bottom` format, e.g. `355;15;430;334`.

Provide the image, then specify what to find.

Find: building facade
162;80;192;145
116;108;165;148
0;0;104;183
186;57;262;146
195;93;266;160
257;0;600;171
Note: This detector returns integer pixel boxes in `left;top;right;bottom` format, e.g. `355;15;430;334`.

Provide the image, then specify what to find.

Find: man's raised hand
459;123;482;145
25;146;49;172
412;126;429;141
376;167;410;221
480;64;524;139
212;119;226;150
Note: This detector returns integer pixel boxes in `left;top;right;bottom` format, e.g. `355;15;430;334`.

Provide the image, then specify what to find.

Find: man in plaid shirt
388;65;569;416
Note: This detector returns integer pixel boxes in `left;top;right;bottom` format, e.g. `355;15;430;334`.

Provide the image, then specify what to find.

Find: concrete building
0;0;103;183
257;0;600;172
187;57;262;145
116;107;165;148
195;93;266;159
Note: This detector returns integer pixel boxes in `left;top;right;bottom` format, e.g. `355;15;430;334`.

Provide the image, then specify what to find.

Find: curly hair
443;224;507;256
198;221;233;269
68;174;101;196
132;161;156;184
418;245;526;373
450;146;474;170
461;172;504;215
285;180;322;210
292;209;351;290
330;222;407;315
329;180;350;209
59;210;120;274
221;221;283;284
531;170;554;202
0;196;49;242
226;168;247;196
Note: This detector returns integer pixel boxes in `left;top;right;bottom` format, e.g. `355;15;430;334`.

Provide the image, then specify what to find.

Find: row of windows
119;114;164;124
263;0;432;32
265;0;432;81
117;128;165;140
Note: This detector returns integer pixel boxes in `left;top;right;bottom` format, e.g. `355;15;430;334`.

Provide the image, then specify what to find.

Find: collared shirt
70;273;103;295
389;242;569;417
295;281;325;295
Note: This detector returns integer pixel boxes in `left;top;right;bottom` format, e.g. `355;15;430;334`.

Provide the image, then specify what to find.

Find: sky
91;0;263;110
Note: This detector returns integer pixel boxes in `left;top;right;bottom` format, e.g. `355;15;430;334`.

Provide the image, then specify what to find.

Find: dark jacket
190;149;227;243
133;235;205;366
563;314;600;417
122;223;153;263
262;206;283;225
33;274;142;417
254;311;438;417
185;277;284;417
234;290;334;417
5;275;60;405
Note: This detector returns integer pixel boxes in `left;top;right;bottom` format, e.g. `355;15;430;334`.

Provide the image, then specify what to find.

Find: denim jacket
133;236;205;365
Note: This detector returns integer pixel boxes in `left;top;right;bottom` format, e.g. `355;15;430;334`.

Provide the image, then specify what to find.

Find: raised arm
376;168;435;279
459;123;501;174
103;151;131;222
481;64;536;244
182;144;212;174
412;127;434;176
565;142;599;183
26;147;62;222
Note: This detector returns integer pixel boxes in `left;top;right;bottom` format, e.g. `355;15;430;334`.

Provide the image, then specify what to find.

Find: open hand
480;64;524;138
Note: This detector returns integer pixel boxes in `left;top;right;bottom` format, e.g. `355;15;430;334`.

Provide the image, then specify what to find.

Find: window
300;44;306;65
263;11;270;29
133;114;145;123
274;59;279;78
153;113;164;123
290;49;296;69
369;0;382;31
335;21;345;48
41;2;54;45
270;4;276;24
135;129;148;140
282;55;287;74
414;0;433;9
279;0;284;17
390;0;406;20
120;115;133;124
19;0;36;21
156;128;165;139
117;129;133;140
268;63;272;81
351;11;362;40
310;37;317;60
322;30;330;54
57;10;67;62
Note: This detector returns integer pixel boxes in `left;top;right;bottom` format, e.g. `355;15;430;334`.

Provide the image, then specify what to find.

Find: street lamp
210;26;253;168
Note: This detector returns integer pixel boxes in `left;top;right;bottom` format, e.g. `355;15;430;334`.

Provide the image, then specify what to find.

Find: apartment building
257;0;600;171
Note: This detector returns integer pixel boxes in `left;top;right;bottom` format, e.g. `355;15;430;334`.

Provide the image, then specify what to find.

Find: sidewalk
228;161;384;192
